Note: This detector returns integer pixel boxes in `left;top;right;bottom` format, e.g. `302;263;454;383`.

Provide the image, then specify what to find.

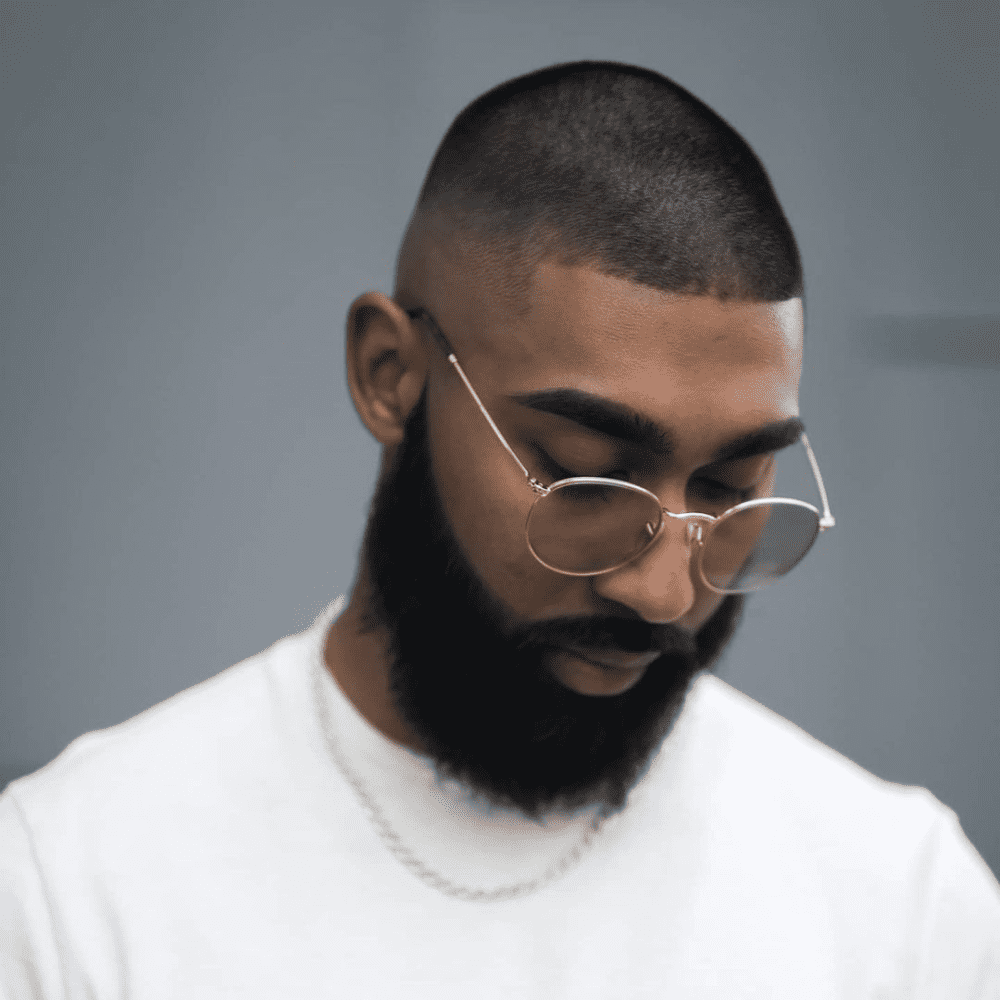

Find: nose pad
643;513;707;584
645;513;702;559
596;509;701;624
686;520;703;546
639;510;704;572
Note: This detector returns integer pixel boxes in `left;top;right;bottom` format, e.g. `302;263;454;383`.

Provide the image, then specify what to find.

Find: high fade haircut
409;60;803;302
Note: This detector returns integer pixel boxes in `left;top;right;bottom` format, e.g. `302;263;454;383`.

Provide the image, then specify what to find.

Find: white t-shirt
2;598;998;999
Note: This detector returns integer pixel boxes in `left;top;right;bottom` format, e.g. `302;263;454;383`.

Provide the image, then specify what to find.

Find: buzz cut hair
413;60;803;302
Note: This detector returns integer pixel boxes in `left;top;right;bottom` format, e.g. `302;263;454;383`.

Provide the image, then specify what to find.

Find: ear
346;292;428;447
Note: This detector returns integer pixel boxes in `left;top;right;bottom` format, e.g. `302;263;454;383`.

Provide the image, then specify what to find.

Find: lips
562;645;663;673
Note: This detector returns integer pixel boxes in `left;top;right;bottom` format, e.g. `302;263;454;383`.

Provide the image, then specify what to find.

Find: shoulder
683;673;942;826
1;624;316;835
615;675;1000;991
673;674;1000;913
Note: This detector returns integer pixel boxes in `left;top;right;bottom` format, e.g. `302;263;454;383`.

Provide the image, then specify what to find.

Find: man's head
399;59;802;304
340;61;805;819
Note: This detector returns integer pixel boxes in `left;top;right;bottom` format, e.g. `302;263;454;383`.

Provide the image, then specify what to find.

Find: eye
558;481;621;504
689;477;757;504
536;448;630;483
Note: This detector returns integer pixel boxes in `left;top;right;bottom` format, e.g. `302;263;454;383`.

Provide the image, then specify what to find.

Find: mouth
561;645;664;673
545;644;664;696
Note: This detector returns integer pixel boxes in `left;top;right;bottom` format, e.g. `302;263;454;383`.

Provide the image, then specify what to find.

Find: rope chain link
312;658;603;903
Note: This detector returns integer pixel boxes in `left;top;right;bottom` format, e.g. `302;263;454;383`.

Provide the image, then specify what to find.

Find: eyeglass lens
526;482;821;592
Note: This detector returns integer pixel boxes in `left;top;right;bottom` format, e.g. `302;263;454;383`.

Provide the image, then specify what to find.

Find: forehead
447;260;804;453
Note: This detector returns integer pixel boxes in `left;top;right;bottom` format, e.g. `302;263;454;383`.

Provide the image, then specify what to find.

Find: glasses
407;307;835;594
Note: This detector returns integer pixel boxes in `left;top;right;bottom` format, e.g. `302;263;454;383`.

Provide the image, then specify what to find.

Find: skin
325;230;804;755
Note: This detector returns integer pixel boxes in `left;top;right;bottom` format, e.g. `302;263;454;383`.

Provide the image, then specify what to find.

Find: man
2;61;998;997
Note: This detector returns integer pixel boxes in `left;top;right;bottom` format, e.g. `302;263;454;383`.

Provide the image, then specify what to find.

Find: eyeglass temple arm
406;308;545;491
800;432;836;529
408;308;835;523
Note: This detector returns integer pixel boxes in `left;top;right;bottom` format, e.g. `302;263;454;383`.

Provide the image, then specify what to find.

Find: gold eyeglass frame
406;307;835;593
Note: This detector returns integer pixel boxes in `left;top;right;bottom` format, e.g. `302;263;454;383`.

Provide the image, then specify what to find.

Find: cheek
425;388;577;616
422;388;727;628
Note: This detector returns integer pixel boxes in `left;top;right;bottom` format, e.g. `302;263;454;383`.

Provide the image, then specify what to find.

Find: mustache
511;616;697;659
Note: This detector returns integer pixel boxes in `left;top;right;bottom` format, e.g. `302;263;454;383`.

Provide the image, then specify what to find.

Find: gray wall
3;0;998;877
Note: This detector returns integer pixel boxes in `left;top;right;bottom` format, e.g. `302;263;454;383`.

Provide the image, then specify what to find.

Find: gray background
3;0;998;878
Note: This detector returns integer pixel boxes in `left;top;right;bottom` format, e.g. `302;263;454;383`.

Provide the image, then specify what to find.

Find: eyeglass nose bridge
658;508;717;548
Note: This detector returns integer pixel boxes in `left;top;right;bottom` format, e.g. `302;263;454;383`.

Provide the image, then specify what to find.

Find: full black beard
358;392;744;820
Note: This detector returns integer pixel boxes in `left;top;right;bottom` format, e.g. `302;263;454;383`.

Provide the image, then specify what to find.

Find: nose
590;511;700;624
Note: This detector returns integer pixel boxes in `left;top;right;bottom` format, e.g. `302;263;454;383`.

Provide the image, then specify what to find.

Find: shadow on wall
1;764;44;795
853;316;1000;367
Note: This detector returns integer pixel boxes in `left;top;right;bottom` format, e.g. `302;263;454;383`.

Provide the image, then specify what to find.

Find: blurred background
2;0;997;876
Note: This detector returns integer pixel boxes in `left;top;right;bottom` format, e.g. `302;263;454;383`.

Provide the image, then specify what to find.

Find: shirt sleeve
0;790;65;1000
913;808;1000;999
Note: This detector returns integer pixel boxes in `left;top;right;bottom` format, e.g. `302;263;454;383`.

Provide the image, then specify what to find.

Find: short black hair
415;60;803;301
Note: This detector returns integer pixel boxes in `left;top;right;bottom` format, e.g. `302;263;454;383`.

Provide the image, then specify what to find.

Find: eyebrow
710;416;805;463
510;388;805;463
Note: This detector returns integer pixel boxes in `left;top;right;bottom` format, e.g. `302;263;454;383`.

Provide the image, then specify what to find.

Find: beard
358;391;744;820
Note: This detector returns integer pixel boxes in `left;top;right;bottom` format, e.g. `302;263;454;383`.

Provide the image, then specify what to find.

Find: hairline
396;204;798;312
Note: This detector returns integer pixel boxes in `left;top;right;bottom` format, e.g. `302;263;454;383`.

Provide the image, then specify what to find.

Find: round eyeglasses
525;478;823;591
406;307;835;595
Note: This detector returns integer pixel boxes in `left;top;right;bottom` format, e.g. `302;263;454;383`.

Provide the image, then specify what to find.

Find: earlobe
346;292;428;446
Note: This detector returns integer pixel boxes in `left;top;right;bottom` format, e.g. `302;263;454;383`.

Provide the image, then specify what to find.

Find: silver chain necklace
312;656;604;903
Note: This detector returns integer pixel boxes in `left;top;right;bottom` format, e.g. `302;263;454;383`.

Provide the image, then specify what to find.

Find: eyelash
690;478;757;504
537;448;759;502
537;450;629;483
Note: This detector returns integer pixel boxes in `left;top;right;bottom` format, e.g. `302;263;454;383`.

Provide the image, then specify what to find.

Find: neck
322;568;427;755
